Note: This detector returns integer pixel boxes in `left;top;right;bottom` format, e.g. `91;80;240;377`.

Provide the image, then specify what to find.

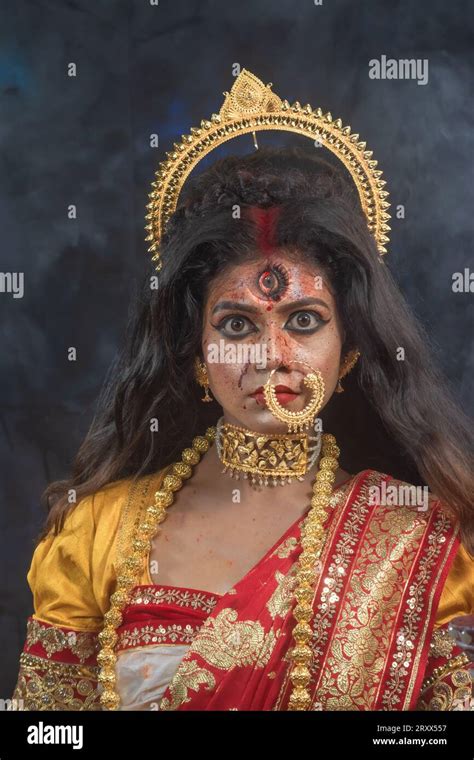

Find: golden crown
145;68;391;271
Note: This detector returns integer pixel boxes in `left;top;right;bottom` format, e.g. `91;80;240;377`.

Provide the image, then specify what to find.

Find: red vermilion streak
246;206;281;256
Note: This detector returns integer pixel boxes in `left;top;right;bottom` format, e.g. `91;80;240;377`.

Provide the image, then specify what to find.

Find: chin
224;406;298;435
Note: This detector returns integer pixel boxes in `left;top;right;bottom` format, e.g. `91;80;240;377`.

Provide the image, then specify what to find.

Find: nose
254;325;294;373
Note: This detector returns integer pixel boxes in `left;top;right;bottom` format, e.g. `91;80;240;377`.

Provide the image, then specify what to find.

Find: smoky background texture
0;0;472;697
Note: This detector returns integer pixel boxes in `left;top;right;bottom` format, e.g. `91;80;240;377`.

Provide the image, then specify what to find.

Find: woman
12;72;473;712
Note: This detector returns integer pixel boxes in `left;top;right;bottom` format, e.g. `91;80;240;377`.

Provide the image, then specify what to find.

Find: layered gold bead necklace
97;425;340;711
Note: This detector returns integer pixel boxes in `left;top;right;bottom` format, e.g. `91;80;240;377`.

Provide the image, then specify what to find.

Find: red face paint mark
246;206;281;257
238;364;250;389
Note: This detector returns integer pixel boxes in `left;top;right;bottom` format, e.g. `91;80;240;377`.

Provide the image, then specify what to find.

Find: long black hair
40;146;474;552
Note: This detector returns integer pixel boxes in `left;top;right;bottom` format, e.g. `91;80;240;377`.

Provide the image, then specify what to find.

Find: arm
415;626;473;711
12;493;108;711
12;619;101;710
415;542;474;711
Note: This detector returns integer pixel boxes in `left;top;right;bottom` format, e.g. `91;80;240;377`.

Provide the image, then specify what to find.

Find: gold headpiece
145;68;391;270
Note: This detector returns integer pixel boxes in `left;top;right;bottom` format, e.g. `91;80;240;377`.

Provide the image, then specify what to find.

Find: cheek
298;324;342;379
207;362;250;405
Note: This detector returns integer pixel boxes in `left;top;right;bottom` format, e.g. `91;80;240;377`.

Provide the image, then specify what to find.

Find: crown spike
145;69;391;262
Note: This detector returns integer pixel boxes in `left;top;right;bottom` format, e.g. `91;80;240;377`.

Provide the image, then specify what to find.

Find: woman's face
201;250;345;434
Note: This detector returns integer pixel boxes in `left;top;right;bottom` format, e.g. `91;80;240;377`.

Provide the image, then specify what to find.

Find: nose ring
262;361;325;433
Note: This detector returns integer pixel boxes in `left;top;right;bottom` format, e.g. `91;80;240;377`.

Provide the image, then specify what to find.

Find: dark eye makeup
211;310;330;339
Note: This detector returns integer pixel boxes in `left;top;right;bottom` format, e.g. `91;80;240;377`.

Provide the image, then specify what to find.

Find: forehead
205;251;334;305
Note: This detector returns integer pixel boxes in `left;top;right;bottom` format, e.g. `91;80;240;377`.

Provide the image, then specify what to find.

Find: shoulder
349;469;464;553
30;474;143;565
39;466;170;547
27;467;170;628
354;468;454;517
341;471;473;623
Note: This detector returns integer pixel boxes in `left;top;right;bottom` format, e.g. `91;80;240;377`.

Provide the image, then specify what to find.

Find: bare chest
147;491;302;596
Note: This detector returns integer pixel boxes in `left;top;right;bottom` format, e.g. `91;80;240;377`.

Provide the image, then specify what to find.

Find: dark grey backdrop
0;0;472;697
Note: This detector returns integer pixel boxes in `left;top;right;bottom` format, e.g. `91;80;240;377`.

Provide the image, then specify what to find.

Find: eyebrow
211;297;330;315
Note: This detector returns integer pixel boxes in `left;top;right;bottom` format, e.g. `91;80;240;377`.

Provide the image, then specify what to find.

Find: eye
213;315;257;338
285;310;327;333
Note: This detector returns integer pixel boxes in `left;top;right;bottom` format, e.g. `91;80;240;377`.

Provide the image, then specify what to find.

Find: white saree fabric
116;644;190;710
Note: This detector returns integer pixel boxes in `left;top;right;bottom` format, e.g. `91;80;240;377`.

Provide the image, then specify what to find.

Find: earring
194;357;213;402
335;349;360;393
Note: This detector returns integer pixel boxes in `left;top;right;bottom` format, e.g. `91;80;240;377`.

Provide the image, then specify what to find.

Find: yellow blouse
27;471;474;633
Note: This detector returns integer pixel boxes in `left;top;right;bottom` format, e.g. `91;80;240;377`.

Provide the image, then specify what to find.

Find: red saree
13;469;473;711
115;469;472;711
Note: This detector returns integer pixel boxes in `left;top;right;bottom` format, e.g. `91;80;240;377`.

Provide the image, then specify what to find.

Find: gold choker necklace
215;416;322;487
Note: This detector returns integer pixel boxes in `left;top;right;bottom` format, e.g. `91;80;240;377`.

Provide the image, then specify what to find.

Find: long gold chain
287;431;339;709
98;427;339;711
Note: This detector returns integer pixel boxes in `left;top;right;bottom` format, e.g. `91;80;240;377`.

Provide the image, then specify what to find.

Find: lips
250;384;300;407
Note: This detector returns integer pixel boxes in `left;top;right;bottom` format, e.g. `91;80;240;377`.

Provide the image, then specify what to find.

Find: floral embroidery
273;472;460;712
271;536;298;560
117;623;200;650
429;627;456;659
159;659;216;711
417;659;472;711
127;585;220;614
158;607;279;709
266;564;298;620
24;618;99;663
187;608;278;669
12;653;101;711
381;509;457;709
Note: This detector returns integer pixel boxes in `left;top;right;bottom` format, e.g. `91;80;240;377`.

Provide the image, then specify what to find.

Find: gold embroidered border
429;627;457;659
115;474;154;572
117;622;202;650
127;585;220;614
12;652;101;711
158;608;279;709
419;653;471;694
381;509;459;709
25;618;99;663
309;471;396;710
416;656;473;711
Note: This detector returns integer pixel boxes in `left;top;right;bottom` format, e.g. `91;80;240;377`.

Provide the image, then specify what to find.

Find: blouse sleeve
11;485;126;711
416;542;474;711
